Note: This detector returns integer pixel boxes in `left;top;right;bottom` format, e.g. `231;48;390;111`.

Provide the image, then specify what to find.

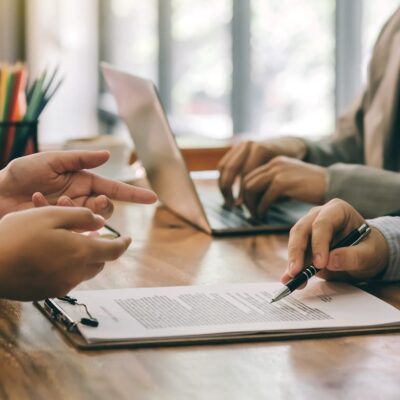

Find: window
170;0;232;138
101;0;157;82
102;0;232;138
25;1;400;143
251;0;335;136
26;0;99;143
102;0;338;138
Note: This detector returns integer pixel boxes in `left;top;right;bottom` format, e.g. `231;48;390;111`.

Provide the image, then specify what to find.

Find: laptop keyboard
200;196;259;229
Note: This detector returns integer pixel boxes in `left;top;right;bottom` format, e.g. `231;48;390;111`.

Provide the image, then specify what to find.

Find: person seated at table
218;7;400;220
281;198;399;286
0;150;157;301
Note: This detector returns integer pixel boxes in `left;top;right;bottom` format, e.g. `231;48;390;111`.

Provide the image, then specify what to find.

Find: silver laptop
102;63;312;236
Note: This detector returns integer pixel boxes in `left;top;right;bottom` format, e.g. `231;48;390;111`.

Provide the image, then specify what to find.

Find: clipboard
34;295;400;351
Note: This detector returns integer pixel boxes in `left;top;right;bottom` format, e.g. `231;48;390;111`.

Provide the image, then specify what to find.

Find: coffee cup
64;135;132;180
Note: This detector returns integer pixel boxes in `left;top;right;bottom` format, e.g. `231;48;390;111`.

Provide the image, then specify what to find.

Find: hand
281;199;389;287
218;138;307;208
0;207;132;301
242;156;327;219
0;150;157;219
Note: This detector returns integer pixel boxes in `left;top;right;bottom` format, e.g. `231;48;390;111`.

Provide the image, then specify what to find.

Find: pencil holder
0;121;39;168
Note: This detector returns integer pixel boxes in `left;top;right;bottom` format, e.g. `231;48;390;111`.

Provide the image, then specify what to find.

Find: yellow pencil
0;64;10;122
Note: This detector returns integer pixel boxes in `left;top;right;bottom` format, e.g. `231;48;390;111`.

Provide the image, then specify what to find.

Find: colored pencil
0;63;63;164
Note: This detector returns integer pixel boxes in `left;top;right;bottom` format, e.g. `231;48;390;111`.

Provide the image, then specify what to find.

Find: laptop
102;63;313;236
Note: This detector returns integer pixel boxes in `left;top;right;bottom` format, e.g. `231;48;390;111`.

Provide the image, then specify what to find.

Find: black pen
270;223;372;303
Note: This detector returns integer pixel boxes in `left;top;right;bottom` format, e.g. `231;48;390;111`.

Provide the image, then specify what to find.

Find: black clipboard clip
44;295;99;332
42;225;121;332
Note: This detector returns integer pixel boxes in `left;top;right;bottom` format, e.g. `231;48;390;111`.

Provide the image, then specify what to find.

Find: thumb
48;150;110;173
325;229;389;281
326;246;362;272
49;207;106;231
326;245;369;274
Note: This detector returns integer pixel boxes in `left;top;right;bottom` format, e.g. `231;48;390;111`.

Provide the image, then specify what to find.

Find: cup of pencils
0;63;63;168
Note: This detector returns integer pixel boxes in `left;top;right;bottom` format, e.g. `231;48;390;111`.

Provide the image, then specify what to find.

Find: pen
270;223;372;303
103;224;121;238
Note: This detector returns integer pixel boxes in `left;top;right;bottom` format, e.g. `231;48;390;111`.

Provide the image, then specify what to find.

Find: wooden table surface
1;180;400;400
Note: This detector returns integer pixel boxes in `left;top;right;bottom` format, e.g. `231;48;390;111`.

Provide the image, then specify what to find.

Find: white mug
64;135;132;180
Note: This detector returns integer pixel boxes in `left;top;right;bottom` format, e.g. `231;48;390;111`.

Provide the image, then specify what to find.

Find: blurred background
0;0;399;145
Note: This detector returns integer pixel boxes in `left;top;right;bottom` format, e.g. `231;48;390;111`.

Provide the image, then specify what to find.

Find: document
54;280;400;344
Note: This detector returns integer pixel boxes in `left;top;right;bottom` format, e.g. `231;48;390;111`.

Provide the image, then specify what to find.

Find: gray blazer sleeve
301;92;399;217
326;164;400;218
297;10;400;218
368;216;400;282
303;101;400;217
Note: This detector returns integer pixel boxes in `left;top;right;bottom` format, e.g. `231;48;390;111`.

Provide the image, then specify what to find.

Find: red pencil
4;66;26;163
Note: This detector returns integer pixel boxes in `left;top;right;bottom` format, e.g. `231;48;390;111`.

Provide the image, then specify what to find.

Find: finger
244;156;278;183
74;195;114;219
316;269;350;282
281;271;292;284
218;142;251;207
82;263;105;281
238;145;269;199
281;271;308;289
57;196;75;207
57;194;114;219
93;195;114;219
242;167;277;217
86;236;132;263
326;246;365;273
309;207;342;269
326;232;389;282
218;144;247;207
46;150;111;173
42;150;157;204
286;207;321;278
217;144;241;171
309;199;364;270
89;174;157;204
49;207;106;231
256;181;283;219
317;199;358;236
241;144;267;177
32;192;50;207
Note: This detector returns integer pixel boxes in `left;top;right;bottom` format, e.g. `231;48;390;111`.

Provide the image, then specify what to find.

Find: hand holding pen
275;199;390;302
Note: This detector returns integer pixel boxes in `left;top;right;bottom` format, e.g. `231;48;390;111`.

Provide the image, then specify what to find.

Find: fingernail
313;253;322;267
283;267;290;277
94;214;105;223
288;262;295;274
100;198;108;209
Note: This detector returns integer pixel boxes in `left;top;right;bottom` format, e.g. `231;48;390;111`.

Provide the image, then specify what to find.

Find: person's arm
325;164;400;218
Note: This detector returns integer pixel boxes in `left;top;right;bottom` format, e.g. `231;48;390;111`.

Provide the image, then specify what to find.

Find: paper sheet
56;280;400;343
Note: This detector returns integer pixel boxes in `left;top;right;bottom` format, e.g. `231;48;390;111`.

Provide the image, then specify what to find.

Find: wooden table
1;180;400;400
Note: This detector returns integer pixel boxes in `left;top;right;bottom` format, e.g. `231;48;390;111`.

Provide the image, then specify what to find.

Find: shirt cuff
367;216;400;282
